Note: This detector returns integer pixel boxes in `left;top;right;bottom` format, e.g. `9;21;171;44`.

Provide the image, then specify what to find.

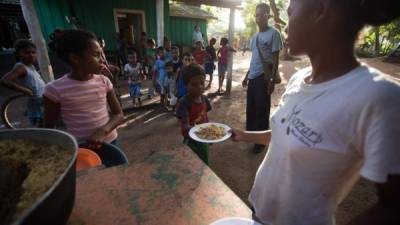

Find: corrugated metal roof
174;0;242;8
170;3;217;20
0;0;20;4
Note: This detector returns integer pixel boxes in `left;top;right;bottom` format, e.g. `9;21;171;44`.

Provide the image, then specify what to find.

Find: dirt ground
0;53;398;224
115;53;399;225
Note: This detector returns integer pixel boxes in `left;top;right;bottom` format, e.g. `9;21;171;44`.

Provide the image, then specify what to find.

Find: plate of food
189;122;231;143
209;217;263;225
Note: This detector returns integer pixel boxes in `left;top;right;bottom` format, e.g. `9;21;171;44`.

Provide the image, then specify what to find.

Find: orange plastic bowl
76;148;102;171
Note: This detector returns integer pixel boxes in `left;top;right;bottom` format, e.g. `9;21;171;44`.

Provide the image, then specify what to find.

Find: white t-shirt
124;62;141;83
249;65;400;225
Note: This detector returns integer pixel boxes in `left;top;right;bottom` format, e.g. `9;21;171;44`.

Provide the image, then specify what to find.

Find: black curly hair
14;39;36;54
183;63;205;85
56;29;97;64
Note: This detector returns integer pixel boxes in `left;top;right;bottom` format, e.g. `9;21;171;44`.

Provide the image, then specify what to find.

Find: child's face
220;40;226;46
18;47;37;64
187;75;205;98
196;42;202;50
71;40;103;73
210;39;216;46
166;65;173;73
128;54;137;64
172;49;179;59
158;50;165;58
183;56;195;66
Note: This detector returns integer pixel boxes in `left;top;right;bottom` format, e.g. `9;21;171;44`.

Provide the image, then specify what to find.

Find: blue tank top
16;63;45;97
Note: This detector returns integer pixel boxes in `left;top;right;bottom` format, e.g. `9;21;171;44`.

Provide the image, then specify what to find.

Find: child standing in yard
205;38;217;89
164;39;173;61
164;61;176;108
176;52;195;99
43;30;126;165
124;51;143;107
145;38;156;99
0;39;46;127
175;63;211;164
170;46;182;106
192;41;207;68
153;47;169;106
217;37;236;94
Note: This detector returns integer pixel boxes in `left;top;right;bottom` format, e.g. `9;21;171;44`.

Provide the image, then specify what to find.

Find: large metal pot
0;129;78;225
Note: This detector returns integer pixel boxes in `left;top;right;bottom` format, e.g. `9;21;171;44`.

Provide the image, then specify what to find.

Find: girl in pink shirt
43;30;124;154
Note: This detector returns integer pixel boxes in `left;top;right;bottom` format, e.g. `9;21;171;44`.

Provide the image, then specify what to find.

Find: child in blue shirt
153;47;169;106
176;52;195;99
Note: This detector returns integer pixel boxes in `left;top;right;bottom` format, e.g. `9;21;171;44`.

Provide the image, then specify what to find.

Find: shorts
183;137;209;165
158;75;167;94
205;62;215;76
129;83;141;98
218;63;227;77
27;97;43;126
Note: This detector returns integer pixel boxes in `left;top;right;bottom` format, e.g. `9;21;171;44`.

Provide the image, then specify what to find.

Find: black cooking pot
0;129;78;225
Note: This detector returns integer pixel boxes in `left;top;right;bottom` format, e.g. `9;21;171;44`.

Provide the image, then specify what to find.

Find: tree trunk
268;0;286;32
374;26;380;56
226;7;235;96
21;0;54;82
267;0;294;60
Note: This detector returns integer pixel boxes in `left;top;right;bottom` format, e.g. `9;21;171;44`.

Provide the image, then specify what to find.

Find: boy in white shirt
124;51;144;107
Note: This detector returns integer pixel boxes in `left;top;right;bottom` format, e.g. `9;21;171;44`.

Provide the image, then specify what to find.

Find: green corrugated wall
34;0;170;51
169;17;208;47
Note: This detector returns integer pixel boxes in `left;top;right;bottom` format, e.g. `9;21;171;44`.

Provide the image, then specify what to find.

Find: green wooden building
33;0;171;51
1;0;216;52
169;2;215;47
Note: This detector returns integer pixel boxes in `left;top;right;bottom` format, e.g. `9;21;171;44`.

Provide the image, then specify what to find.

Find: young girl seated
43;29;126;166
0;39;46;127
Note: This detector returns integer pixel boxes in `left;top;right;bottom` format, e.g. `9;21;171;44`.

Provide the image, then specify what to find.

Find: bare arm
242;70;250;88
347;175;400;225
271;51;280;81
0;64;33;96
87;89;124;148
231;129;271;146
43;96;61;128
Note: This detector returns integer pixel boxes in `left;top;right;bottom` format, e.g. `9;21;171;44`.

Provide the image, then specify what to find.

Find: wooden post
156;0;164;47
20;0;54;82
226;7;235;95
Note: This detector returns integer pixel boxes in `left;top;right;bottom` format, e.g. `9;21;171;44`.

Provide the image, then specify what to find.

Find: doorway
114;9;146;60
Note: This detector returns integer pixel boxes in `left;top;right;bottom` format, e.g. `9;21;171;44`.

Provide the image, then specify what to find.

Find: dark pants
246;75;271;133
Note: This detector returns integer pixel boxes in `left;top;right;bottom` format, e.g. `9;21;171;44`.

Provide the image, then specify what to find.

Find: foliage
358;19;400;56
201;5;229;39
242;0;288;40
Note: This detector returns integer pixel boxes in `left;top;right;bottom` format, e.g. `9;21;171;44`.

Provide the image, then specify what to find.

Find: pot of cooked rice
0;129;78;225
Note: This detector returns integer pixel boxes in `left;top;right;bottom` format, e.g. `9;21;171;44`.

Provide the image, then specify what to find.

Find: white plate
209;217;262;225
189;122;231;143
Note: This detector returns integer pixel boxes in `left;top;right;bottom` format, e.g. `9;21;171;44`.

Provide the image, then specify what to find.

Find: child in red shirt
192;41;207;68
175;63;212;164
